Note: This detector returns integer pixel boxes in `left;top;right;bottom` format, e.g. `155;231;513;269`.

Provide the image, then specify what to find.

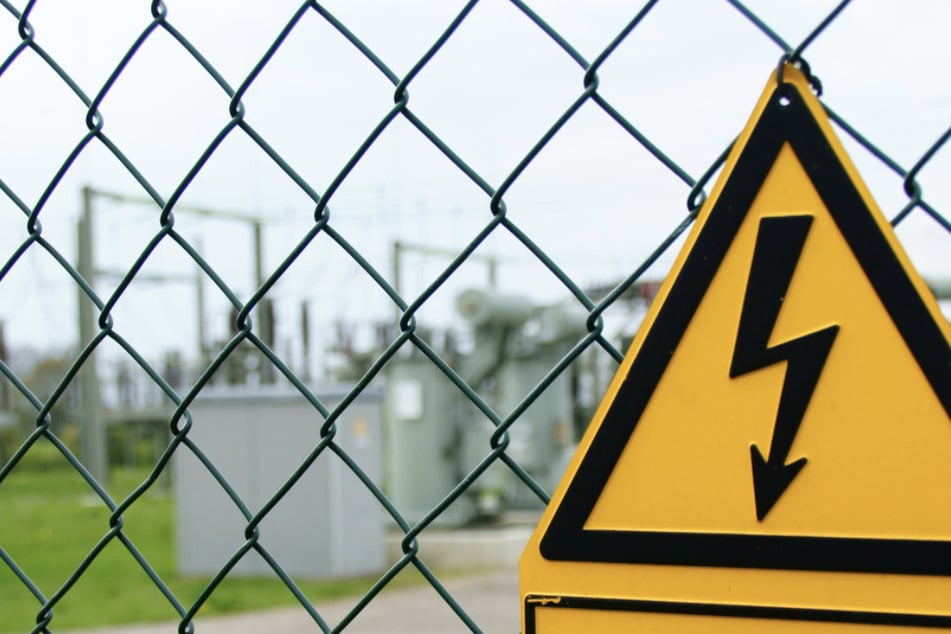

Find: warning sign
520;64;951;632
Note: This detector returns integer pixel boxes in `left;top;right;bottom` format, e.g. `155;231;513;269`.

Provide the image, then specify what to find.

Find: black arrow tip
750;444;806;521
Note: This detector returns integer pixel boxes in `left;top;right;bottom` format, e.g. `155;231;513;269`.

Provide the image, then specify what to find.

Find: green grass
0;448;414;633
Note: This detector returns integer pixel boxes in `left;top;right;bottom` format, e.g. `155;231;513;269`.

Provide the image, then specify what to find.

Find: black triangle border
540;81;951;575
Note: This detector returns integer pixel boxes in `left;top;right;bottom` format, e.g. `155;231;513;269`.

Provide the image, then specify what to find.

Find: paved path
65;568;520;634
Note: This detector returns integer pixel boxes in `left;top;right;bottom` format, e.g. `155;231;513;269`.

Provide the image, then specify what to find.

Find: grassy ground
0;446;409;633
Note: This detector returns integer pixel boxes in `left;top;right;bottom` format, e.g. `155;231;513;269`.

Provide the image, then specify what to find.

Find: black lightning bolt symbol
730;215;839;521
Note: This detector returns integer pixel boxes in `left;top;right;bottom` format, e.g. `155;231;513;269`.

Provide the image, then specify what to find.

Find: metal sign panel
520;65;951;632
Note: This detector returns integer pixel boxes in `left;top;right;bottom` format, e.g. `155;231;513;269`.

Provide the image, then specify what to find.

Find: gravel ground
63;567;520;634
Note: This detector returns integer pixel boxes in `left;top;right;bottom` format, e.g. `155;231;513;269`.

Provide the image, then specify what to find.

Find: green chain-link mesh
1;1;948;632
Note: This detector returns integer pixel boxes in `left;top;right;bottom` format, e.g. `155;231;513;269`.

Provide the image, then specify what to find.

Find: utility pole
253;221;274;383
74;186;277;480
391;239;502;324
194;237;207;369
300;300;311;383
77;185;107;485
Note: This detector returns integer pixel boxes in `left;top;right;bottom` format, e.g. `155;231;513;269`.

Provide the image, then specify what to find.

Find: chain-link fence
1;0;948;632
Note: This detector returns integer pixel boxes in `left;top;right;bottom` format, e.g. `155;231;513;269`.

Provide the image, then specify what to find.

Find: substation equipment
384;288;591;526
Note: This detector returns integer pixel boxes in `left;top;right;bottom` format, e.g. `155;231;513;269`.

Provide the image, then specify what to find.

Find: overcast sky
0;0;948;381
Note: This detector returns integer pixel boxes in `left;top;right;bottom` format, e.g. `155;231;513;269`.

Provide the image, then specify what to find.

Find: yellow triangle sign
521;65;951;632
